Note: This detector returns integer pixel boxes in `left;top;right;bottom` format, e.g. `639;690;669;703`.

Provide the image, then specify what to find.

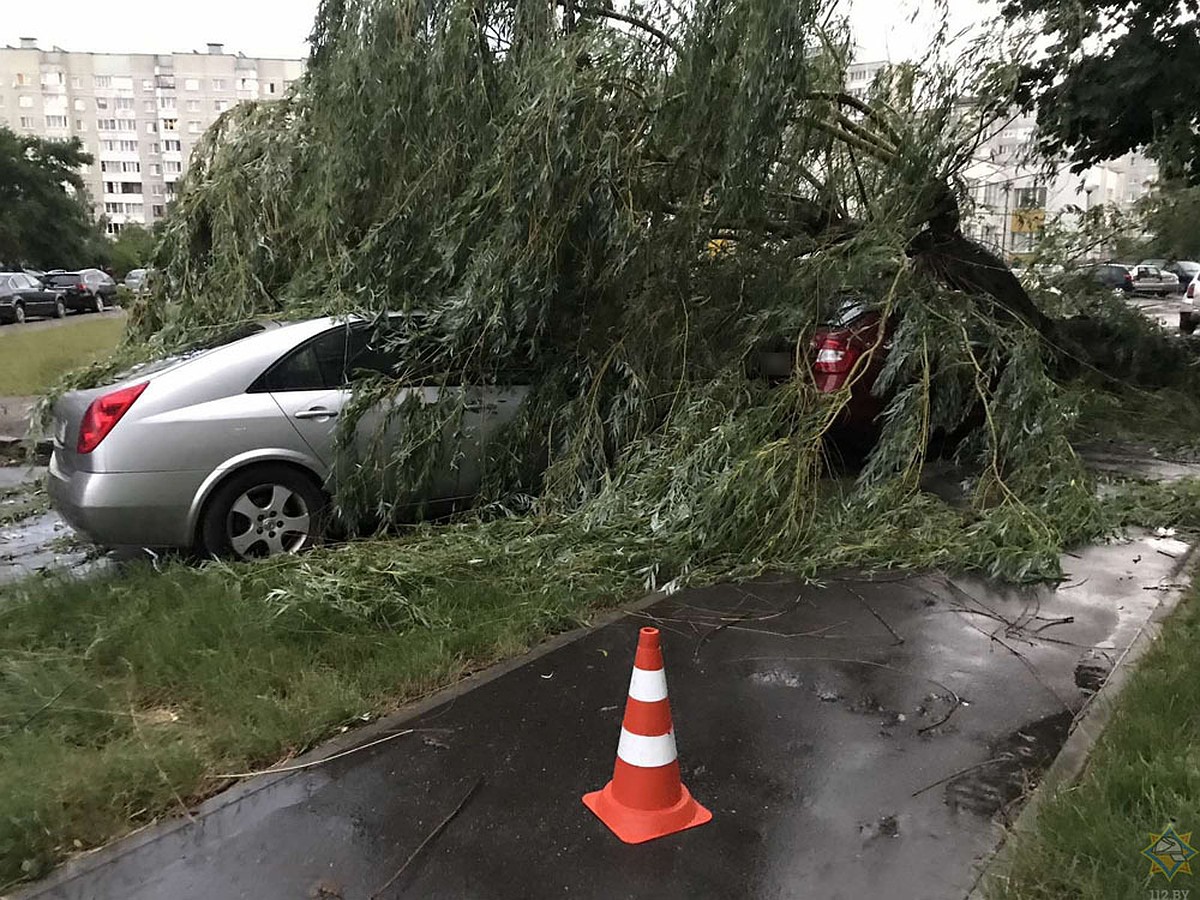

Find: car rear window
45;274;79;287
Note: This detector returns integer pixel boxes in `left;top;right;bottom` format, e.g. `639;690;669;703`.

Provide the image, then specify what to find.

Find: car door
16;273;55;316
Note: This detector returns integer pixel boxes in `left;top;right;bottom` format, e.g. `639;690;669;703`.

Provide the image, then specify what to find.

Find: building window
121;161;141;173
238;78;254;90
18;116;35;129
115;97;134;110
156;75;175;90
163;139;182;152
165;160;183;174
165;182;178;196
41;72;63;87
94;75;112;88
152;184;165;196
104;201;124;214
117;118;136;131
186;99;200;112
188;120;201;133
1014;186;1048;208
141;79;154;91
267;82;277;95
74;119;86;131
143;99;155;112
98;118;118;131
100;161;118;173
105;221;122;235
148;142;161;154
213;99;228;112
70;76;82;89
104;181;118;193
162;118;178;131
18;96;33;108
96;97;109;110
150;163;162;176
125;204;144;218
212;78;227;91
185;78;200;91
14;73;30;86
120;182;143;194
158;97;176;110
119;140;137;151
152;205;165;217
73;98;85;111
146;121;158;133
44;115;68;129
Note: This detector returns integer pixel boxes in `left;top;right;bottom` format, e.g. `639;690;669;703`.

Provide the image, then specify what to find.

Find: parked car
47;316;530;559
1129;263;1180;295
42;269;119;313
1181;274;1200;333
1141;259;1200;292
1081;263;1135;293
0;271;66;323
124;268;150;293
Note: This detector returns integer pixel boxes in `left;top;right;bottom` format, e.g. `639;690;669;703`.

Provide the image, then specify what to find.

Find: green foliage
0;127;95;269
1002;0;1200;183
104;224;157;278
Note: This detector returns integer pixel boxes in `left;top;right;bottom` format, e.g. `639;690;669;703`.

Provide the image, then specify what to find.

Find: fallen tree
107;0;1128;581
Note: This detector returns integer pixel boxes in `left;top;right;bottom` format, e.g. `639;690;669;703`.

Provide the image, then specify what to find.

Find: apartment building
0;38;304;232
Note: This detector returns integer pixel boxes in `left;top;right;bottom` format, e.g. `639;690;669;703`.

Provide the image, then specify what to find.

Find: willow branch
567;4;681;54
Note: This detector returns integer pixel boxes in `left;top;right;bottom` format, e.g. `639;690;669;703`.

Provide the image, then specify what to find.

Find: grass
984;578;1200;899
0;534;645;886
0;315;125;396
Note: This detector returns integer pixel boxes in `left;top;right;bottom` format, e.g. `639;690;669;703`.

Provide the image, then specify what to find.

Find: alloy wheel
225;483;312;559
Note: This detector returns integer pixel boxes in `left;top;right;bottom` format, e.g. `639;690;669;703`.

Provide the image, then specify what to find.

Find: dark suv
1081;263;1134;293
43;269;118;313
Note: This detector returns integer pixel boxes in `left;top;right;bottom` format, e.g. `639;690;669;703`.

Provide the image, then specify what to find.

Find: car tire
14;303;25;325
1182;315;1198;335
199;464;328;561
54;298;65;319
92;294;105;313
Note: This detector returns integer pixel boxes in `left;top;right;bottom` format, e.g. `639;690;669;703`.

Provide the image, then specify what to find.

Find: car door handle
294;407;339;420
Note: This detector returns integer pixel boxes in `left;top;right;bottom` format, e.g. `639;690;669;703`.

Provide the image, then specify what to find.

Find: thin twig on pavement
370;777;485;899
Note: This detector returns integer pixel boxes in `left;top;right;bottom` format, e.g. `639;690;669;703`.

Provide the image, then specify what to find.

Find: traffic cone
582;626;712;843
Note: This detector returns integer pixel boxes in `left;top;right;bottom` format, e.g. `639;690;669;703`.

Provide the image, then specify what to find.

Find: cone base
582;780;712;844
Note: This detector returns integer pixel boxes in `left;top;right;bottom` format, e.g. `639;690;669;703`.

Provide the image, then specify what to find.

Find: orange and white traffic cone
582;626;712;843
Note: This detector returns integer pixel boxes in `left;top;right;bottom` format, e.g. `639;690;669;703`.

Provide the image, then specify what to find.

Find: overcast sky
4;0;994;63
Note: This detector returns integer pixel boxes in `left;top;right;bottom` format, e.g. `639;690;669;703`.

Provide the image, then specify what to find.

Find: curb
11;587;671;899
965;543;1200;899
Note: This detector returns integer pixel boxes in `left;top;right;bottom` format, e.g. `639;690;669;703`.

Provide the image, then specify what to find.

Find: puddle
945;711;1073;818
0;510;104;586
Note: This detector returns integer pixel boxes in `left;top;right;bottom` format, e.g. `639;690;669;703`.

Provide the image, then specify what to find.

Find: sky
4;0;994;63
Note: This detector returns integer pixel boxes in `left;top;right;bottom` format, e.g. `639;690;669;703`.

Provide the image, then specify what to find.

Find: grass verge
0;531;646;887
0;315;125;396
984;577;1200;899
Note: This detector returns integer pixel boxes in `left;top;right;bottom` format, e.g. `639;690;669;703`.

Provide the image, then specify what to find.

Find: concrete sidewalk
15;533;1190;900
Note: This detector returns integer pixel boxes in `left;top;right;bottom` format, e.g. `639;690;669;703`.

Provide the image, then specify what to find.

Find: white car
1182;274;1200;334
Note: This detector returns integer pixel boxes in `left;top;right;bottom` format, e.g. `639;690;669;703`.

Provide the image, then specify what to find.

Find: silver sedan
47;316;528;559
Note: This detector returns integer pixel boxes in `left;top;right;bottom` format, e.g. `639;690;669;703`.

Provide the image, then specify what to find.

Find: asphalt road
1125;291;1185;330
18;534;1189;900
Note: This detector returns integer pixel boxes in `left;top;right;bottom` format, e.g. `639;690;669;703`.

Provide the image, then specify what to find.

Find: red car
810;303;889;434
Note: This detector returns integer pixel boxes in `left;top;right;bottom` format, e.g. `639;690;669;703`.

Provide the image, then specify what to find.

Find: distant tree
106;224;157;277
0;127;95;268
1002;0;1200;183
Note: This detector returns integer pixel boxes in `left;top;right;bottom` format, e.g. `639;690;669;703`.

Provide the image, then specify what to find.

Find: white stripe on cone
627;666;669;703
617;727;678;768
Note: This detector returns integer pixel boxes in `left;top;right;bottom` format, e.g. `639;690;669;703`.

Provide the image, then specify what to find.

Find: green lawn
985;580;1200;899
0;521;650;887
0;315;125;396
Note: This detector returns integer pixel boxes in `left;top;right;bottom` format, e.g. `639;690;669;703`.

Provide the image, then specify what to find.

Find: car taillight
812;335;854;375
77;283;87;291
1189;282;1196;299
77;382;148;453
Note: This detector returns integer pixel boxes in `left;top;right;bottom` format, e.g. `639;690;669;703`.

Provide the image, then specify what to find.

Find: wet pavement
17;533;1189;900
1126;292;1186;330
0;467;97;585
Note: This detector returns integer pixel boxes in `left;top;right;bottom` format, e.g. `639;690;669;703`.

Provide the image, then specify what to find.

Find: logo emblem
1143;825;1198;881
